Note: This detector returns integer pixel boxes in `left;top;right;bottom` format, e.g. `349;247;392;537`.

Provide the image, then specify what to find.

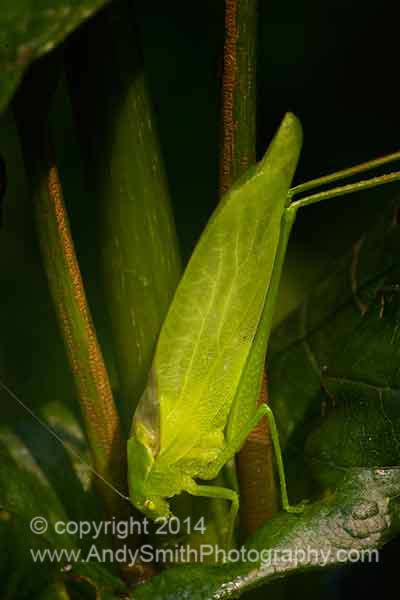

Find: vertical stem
65;0;181;434
220;0;257;195
42;153;128;517
236;374;278;535
219;0;278;539
14;82;129;524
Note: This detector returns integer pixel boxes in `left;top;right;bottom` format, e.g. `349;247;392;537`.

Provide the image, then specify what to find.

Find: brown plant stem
219;0;278;538
236;373;278;537
220;0;257;194
64;0;181;434
15;84;129;524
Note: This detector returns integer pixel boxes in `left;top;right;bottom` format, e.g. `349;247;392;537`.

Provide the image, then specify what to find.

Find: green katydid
127;112;400;546
1;111;400;547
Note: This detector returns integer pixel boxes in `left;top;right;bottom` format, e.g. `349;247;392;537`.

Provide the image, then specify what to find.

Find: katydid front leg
184;481;239;551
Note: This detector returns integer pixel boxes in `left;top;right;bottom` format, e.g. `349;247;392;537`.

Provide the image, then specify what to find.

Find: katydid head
127;418;171;521
127;448;171;520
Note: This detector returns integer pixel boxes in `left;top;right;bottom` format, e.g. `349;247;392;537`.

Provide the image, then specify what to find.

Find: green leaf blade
0;0;110;113
268;199;400;484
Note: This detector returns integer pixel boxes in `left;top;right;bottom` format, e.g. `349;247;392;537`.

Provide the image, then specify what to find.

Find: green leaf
133;467;400;599
61;562;128;599
268;199;400;486
64;0;181;431
37;581;70;600
133;562;248;600
0;0;110;113
0;431;74;598
15;62;129;522
0;401;125;598
0;108;116;597
0;411;131;598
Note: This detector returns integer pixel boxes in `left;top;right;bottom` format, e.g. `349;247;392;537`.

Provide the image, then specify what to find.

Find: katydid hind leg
264;404;307;513
196;401;305;533
223;402;306;514
225;209;296;449
198;404;269;481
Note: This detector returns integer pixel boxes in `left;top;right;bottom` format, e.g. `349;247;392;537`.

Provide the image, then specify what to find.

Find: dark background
1;1;397;597
138;1;399;252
